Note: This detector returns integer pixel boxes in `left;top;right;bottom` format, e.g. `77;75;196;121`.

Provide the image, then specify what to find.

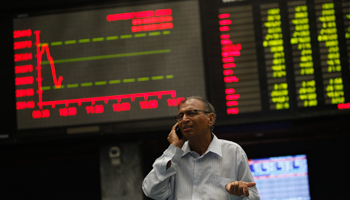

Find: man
143;96;260;200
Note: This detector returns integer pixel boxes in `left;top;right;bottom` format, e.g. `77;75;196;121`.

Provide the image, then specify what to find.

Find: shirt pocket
207;175;233;200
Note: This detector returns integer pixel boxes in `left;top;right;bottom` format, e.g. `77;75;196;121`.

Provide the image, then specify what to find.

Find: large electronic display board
202;0;350;126
13;0;205;130
11;0;350;133
249;154;310;200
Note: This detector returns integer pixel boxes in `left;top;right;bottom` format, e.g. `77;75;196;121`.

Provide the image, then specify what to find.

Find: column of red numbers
219;14;242;115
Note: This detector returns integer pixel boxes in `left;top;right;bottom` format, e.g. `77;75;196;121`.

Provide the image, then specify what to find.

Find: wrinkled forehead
178;99;205;113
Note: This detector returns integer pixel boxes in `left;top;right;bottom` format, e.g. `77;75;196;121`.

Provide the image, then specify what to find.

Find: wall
100;141;144;200
0;137;101;200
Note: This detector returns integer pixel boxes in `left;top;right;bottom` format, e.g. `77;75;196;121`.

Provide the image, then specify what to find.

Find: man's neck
188;132;212;156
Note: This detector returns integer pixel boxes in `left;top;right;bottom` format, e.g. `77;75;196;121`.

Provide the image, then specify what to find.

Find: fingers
226;181;245;197
226;181;255;197
243;184;249;197
172;122;179;130
167;122;184;148
246;182;256;187
168;122;178;139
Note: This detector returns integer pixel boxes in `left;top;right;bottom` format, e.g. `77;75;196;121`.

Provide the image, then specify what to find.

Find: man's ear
207;113;215;126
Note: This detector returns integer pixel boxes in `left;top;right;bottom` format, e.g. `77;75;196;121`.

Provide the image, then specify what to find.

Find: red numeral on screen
14;40;32;50
59;107;77;117
13;29;32;38
140;100;158;109
32;109;50;119
167;97;185;107
15;76;34;85
17;101;35;110
16;88;34;97
113;102;130;112
86;105;104;114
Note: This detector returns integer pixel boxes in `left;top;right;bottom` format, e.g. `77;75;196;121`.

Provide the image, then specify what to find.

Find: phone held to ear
175;126;183;139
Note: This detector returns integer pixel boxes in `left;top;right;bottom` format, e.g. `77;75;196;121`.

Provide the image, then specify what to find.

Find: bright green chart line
135;33;147;38
53;85;65;89
137;77;150;81
81;82;93;87
149;32;161;36
41;75;174;90
92;37;104;42
41;49;171;65
41;86;51;90
106;36;118;40
152;76;164;80
65;40;76;45
40;31;171;47
79;39;90;43
120;34;132;39
51;41;63;46
38;43;48;47
67;84;79;88
166;75;174;79
109;80;121;84
95;81;107;85
123;78;135;83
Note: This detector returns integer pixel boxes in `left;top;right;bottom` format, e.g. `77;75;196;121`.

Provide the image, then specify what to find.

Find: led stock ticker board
202;0;350;126
13;0;350;132
14;1;206;130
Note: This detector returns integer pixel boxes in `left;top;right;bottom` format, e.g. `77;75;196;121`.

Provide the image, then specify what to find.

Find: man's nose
182;113;191;121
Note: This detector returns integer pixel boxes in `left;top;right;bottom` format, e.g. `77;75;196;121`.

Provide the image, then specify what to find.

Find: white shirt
142;134;260;200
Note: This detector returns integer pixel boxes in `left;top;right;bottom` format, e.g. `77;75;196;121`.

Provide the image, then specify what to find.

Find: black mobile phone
175;126;183;139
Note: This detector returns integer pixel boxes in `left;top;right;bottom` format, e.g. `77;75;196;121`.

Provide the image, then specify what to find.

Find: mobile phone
175;126;183;139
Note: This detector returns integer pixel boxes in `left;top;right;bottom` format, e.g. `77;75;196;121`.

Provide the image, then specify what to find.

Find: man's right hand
167;122;186;148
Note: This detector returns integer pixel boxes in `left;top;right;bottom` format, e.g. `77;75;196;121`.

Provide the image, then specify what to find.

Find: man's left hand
225;181;256;197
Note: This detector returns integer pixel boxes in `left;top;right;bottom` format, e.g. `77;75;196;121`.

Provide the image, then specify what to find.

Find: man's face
177;99;213;139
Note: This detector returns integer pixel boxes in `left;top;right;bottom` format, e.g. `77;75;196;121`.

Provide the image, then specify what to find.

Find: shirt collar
182;133;222;157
